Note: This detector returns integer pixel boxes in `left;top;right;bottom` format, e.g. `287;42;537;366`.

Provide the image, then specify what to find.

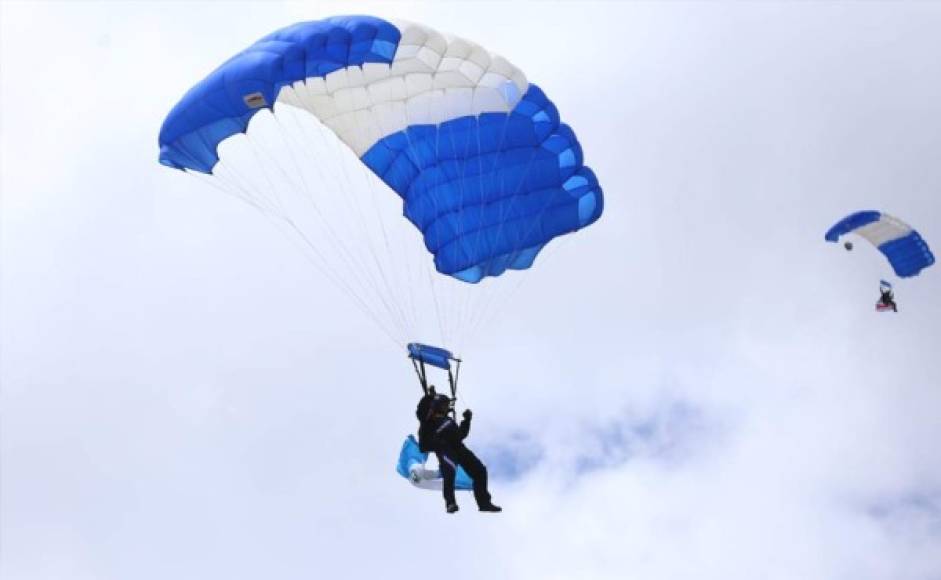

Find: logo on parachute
243;92;267;109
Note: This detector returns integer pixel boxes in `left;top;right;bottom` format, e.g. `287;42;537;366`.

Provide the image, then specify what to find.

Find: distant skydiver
878;282;898;312
416;391;501;514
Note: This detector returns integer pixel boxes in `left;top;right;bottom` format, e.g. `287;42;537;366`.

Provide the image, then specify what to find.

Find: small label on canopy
243;92;268;109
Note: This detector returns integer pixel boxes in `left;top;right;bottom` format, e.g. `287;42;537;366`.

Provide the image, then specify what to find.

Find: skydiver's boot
446;503;459;514
478;503;502;513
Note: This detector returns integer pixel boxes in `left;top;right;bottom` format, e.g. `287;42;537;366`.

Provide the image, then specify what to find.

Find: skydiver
879;285;898;312
416;390;501;514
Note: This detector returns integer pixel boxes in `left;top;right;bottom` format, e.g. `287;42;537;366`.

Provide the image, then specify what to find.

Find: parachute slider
408;342;459;370
408;343;462;410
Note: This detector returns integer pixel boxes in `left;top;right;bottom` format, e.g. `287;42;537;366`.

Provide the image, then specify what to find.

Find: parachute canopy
825;211;934;278
158;16;603;284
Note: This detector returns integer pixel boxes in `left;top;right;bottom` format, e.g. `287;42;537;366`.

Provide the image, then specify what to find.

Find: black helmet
416;393;436;421
432;394;451;413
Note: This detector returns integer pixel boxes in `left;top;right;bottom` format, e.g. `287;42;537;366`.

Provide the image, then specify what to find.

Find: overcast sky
2;2;940;579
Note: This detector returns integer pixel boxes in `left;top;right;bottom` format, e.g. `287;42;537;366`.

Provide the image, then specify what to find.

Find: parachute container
396;435;473;491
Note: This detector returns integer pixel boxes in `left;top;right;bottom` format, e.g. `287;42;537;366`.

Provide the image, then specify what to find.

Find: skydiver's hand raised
462;409;473;420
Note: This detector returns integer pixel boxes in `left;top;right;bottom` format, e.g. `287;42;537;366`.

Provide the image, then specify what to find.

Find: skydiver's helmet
416;387;451;420
844;241;853;251
431;394;451;416
416;393;436;421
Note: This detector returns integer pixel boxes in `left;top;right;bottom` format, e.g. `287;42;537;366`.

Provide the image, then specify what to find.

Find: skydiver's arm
458;409;472;440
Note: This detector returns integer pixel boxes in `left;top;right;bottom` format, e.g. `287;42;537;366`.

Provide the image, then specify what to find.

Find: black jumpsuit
880;290;898;312
418;414;492;508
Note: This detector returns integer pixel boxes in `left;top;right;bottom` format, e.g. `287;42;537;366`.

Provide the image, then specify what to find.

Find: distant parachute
158;16;604;347
825;211;934;278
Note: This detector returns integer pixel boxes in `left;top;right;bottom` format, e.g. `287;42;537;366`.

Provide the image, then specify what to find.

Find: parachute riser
412;358;430;394
448;360;462;418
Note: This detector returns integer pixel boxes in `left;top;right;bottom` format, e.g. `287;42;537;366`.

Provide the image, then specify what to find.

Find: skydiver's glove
462;409;473;420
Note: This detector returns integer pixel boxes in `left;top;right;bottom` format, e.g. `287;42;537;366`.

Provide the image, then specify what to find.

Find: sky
2;1;941;579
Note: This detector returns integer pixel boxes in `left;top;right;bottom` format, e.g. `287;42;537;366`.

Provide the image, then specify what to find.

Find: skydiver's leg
436;452;457;509
455;448;492;508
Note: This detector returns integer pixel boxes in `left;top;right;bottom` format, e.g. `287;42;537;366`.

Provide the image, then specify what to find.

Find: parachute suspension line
236;107;411;345
348;136;416;336
446;114;489;347
313;111;415;340
271;216;406;348
426;265;448;349
426;102;461;346
268;106;385;285
284;107;414;341
437;92;527;351
189;160;404;348
420;103;453;346
352;81;438;341
458;127;542;348
191;169;268;215
212;151;280;213
202;165;256;209
451;117;484;348
361;130;424;340
320;108;420;342
246;116;389;306
395;91;451;346
278;212;406;349
472;132;594;337
436;114;470;347
450;115;484;349
275;103;413;342
465;114;509;347
466;80;592;346
295;77;426;346
458;109;515;347
436;108;488;348
467;235;573;342
240;128;296;218
331;93;412;342
277;106;391;294
216;159;405;347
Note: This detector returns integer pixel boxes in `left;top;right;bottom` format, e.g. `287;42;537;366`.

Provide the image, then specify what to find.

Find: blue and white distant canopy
825;211;934;278
158;16;603;285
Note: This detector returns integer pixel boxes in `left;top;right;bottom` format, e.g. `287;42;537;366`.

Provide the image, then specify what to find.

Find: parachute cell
825;211;934;278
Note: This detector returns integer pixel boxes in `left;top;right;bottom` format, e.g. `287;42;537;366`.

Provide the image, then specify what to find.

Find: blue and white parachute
825;211;934;278
158;16;603;347
159;16;602;284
